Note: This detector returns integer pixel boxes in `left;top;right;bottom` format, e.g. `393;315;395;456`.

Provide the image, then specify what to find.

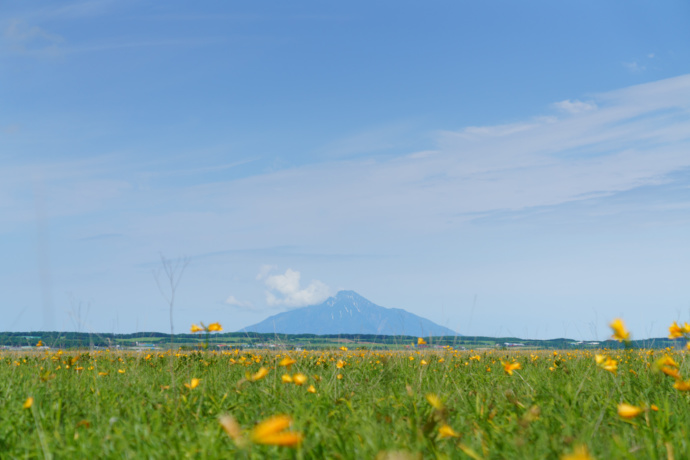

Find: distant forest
0;330;681;350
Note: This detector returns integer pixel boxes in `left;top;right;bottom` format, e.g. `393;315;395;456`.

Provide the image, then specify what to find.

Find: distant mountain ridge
238;290;459;336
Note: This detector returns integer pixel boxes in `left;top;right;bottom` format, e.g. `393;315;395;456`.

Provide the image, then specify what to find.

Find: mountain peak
239;291;459;336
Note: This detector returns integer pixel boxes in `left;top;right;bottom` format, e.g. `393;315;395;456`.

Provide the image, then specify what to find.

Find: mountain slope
238;290;459;336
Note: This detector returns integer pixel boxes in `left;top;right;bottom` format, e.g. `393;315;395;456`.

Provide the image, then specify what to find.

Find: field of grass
3;338;690;459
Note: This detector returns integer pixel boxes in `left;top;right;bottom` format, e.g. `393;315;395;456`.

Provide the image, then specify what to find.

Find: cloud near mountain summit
259;267;331;308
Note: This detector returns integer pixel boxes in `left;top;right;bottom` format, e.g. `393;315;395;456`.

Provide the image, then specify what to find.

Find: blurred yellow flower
673;379;690;391
249;367;269;382
118;369;126;374
292;373;307;386
207;322;223;332
184;378;200;390
281;374;293;384
502;361;521;375
279;357;296;369
307;385;316;393
190;324;203;333
595;356;617;375
36;340;43;347
336;360;345;369
561;445;594;460
417;338;427;345
219;414;247;447
23;397;33;409
420;360;428;366
425;393;443;410
609;318;630;342
250;415;303;447
617;403;642;419
339;346;348;351
438;424;459;438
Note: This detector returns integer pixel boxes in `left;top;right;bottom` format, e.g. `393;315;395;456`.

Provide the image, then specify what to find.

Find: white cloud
262;268;331;308
225;295;254;310
256;264;277;280
553;99;598;114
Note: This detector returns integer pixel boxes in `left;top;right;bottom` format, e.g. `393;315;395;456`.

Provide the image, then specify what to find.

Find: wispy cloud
3;19;64;57
225;295;254;310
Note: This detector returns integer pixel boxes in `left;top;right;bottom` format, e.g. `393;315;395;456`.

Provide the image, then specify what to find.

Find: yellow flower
661;366;681;379
596;357;618;374
207;322;223;332
339;346;348;351
219;415;248;448
36;340;43;347
425;393;443;410
617;403;642;419
190;324;203;333
292;373;308;386
420;360;428;366
669;321;686;339
336;360;345;369
609;318;630;342
417;338;427;345
502;361;521;375
98;372;108;376
673;379;690;391
184;378;200;389
279;357;296;369
561;444;594;460
281;374;293;384
438;424;460;439
249;367;269;382
336;374;343;380
118;369;126;374
250;415;303;447
23;397;34;409
307;385;316;393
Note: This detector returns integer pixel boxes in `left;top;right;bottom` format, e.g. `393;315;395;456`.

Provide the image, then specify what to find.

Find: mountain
238;290;459;336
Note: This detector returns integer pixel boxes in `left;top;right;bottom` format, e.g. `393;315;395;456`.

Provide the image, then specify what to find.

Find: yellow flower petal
23;397;34;409
609;318;630;342
617;403;642;419
438;424;460;438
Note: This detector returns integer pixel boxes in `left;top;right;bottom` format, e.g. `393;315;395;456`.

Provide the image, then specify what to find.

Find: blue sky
2;1;690;339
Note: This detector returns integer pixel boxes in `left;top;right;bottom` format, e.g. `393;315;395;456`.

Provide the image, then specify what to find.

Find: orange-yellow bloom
426;393;443;410
561;445;594;460
502;361;521;375
250;415;303;447
673;379;690;391
190;324;203;333
279;357;296;369
595;355;618;374
617;403;642;419
207;322;223;332
281;374;293;384
417;338;427;345
23;397;34;409
36;340;43;347
292;373;307;386
661;366;681;379
184;378;200;390
609;318;630;342
307;385;316;393
249;367;269;382
336;360;345;369
438;424;460;439
339;346;348;351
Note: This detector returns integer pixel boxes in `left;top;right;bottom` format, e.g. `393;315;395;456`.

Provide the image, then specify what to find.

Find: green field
3;345;690;459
